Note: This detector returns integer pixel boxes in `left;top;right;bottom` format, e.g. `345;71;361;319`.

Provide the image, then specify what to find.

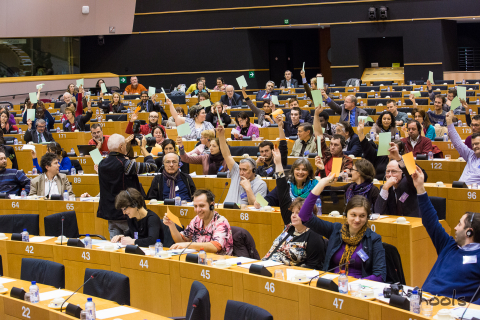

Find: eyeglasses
385;170;402;174
37;125;46;128
164;161;179;165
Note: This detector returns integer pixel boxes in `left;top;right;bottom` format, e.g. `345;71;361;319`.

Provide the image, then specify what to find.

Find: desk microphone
308;258;355;286
60;273;97;313
178;242;194;261
186;297;200;320
61;216;64;245
217;182;229;208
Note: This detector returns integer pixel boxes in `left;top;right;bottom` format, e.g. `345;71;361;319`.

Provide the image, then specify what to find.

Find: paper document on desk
451;307;480;320
286;269;319;281
168;249;197;255
321;274;339;280
96;306;140;319
0;278;16;284
225;257;258;265
39;289;73;301
29;236;54;243
238;260;283;269
22;145;35;151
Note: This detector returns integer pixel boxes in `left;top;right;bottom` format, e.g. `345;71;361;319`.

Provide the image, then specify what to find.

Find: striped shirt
0;169;31;195
184;118;214;141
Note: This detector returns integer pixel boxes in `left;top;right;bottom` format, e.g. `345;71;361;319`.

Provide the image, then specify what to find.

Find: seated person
220;85;242;106
178;136;227;176
447;111;480;185
300;70;318;102
426;94;447;126
322;91;368;127
318;111;336;139
191;79;209;97
232;111;259;140
205;102;232;128
290;123;317;157
426;80;464;114
111;188;162;247
150;139;189;174
280;70;298;88
213;77;227;92
462;101;480;150
299;173;386;281
126;112;162;135
29;153;74;197
89;123;110;153
284;98;312;124
62;101;92;132
164;189;233;255
24;119;55;144
242;87;275;127
0;134;18;169
335;121;362;157
147;153;196;201
0;147;30;195
166;107;185;128
186;77;207;95
187;129;215;156
401;120;433;157
106;92;126;113
374;143;419;217
372;111;399;138
218;126;267;205
412;167;480;303
31;142;72;173
263;146;325;269
256;140;287;178
413;108;436;141
387;100;408;126
137;91;168;120
0;110;18;134
123;76;147;95
282;107;303;137
0;106;17;128
23;101;55;131
255;81;279;101
168;99;214;141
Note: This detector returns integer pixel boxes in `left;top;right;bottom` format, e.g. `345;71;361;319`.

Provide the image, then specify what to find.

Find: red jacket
125;121;165;135
88;135;110;153
401;136;433;157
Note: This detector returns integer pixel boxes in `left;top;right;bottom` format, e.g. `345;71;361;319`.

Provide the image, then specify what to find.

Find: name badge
266;167;274;175
175;186;179;191
240;192;247;199
399;192;409;203
463;255;477;264
285;236;294;243
357;248;369;262
134;232;138;240
299;119;305;123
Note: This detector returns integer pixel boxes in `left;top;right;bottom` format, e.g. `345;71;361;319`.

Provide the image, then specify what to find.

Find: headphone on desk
467;212;475;238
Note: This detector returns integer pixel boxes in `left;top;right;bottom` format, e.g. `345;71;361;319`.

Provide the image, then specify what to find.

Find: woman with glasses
62;100;93;132
168;99;214;141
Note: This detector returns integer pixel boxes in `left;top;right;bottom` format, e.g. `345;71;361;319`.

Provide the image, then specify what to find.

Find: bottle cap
340;270;345;274
412;290;418;294
200;247;204;250
23;228;27;231
86;234;90;237
31;281;36;285
87;297;92;302
156;239;160;242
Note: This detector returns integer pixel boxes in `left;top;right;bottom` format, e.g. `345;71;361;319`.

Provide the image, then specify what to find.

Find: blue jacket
344;133;362;157
23;109;55;131
305;213;386;281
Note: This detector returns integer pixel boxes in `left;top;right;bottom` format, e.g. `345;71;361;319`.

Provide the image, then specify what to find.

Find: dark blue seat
84;268;130;305
21;258;65;289
224;300;272;320
0;214;39;235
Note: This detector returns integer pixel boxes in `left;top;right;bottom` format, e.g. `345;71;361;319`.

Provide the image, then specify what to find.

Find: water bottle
71;168;76;175
462;79;466;84
428;108;431;112
32;168;37;175
21;188;26;199
410;289;420;314
338;270;348;294
18;128;22;134
470;108;473;114
443;133;448;142
353;87;357;92
29;281;39;303
70;148;74;154
56;127;60;133
85;297;96;320
96;109;99;115
14;138;18;145
252;134;257;140
339;94;343;99
315;198;322;215
198;247;207;265
84;234;92;249
428;151;433;160
375;93;378;98
21;228;29;242
397;100;401;106
360;101;364;106
155;239;163;257
409;80;413;85
387;86;390;91
63;190;69;201
370;130;375;141
477;99;479;105
458;120;463;127
175;196;181;206
395;132;399;140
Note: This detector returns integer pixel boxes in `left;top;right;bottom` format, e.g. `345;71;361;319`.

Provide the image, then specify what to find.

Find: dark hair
386;99;396;106
197;77;205;82
40;153;59;173
393;139;405;155
152;125;166;137
289;97;298;104
299;123;313;136
263;100;272;107
319;111;330;121
413;108;432;128
338;121;355;137
115;188;144;210
291;107;302;115
285;70;292;75
0;146;5;155
258;141;274;150
0;110;9;122
407;119;422;133
95;79;105;89
288;158;314;184
47;142;68;159
448;88;457;97
192;189;215;204
331;134;346;148
198;92;209;100
161;139;177;154
434;94;446;104
216;77;224;84
472;133;480;140
90;123;103;131
141;91;148;96
235;111;251;126
290;197;318;215
66;83;78;95
345;195;372;219
376;111;396;130
353;159;375;182
189;106;204;119
464;212;480;243
472;115;480;121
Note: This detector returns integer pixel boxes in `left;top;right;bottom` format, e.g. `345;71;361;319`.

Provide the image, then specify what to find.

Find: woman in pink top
177;136;227;175
233;111;260;140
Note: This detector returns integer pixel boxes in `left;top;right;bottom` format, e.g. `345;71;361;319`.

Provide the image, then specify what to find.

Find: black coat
220;93;243;107
284;109;313;124
146;171;196;201
24;129;55;144
280;78;298;88
205;112;232;128
62;112;93;132
136;101;168;120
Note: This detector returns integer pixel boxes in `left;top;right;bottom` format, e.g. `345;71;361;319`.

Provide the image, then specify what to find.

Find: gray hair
63;92;71;99
107;134;125;151
266;81;275;87
346;95;357;105
239;158;256;171
35;119;46;126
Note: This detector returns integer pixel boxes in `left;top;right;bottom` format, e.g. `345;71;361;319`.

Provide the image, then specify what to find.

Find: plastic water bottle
14;138;18;145
397;100;401;106
18;128;22;134
315;198;322;215
198;247;207;265
71;168;76;175
338;270;348;294
252;134;257;140
360;101;364;106
21;188;27;199
21;228;29;242
85;297;96;319
387;86;390;91
420;86;424;91
458;120;463;127
370;130;375;141
63;190;69;201
32;168;37;175
29;281;39;303
70;148;74;154
84;234;92;249
462;79;466;84
470;108;473;114
96;109;99;115
375;93;378;98
339;94;343;99
428;151;433;160
410;289;420;314
395;132;399;140
56;127;60;133
428;108;431;112
477;99;479;105
175;196;181;206
155;239;163;257
443;133;448;142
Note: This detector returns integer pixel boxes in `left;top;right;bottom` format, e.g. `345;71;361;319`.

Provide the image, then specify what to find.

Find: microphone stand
217;182;229;208
308;258;355;286
60;274;96;313
178;242;194;261
61;216;64;245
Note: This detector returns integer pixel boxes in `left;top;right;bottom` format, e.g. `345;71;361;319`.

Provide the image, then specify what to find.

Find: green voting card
89;148;103;165
377;132;391;156
311;90;323;108
148;86;156;96
457;86;466;101
236;76;248;89
317;136;322;154
199;99;212;107
36;84;44;90
358;116;374;123
144;133;152;138
410;91;421;97
76;79;84;87
256;193;268;207
271;95;279;105
450;96;461;111
317;77;324;89
302;62;305;72
177;123;191;137
428;71;434;84
29;92;37;104
100;83;107;93
216;110;224;126
27;109;36;121
161;87;168;99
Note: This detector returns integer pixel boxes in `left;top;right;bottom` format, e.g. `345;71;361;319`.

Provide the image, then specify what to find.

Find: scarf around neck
340;223;367;274
163;168;180;199
289;178;318;199
208;152;224;175
345;181;373;203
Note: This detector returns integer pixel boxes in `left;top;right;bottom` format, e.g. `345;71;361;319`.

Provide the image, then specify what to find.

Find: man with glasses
374;142;420;217
126;111;163;135
137;91;168;121
321;90;368;127
146;153;196;201
24;118;55;144
88;123;110;153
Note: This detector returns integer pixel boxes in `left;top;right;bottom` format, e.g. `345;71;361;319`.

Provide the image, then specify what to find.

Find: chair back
382;242;406;285
229;146;258;157
44;211;80;238
21;258;65;289
429;196;447;220
0;214;39;235
186;281;211;320
84;268;130;305
71;159;83;173
224;300;273;320
231;226;260;259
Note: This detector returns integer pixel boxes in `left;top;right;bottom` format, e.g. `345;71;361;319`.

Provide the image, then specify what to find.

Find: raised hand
412;166;426;194
315;156;324;170
388;142;402;161
357;120;365;141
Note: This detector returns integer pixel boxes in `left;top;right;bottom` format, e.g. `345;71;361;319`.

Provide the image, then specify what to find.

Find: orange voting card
402;152;416;175
166;207;182;227
271;109;284;118
134;106;141;114
331;157;342;177
151;146;162;155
